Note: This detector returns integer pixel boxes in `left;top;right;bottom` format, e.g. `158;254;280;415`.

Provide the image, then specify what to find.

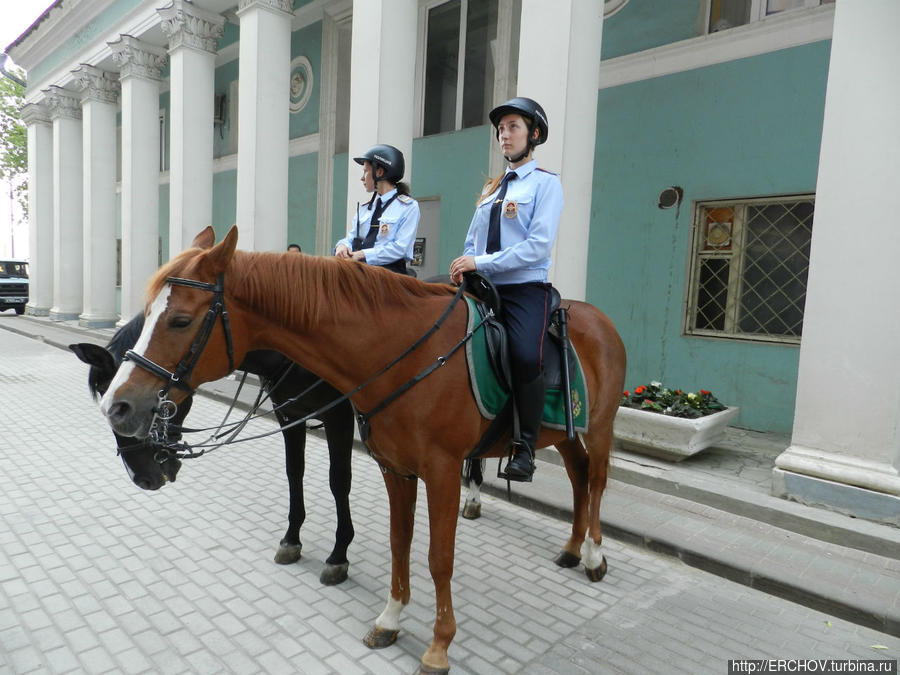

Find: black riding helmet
353;144;405;185
488;97;549;147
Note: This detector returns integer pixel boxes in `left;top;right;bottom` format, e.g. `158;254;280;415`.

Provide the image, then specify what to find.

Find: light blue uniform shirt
463;159;564;285
335;188;420;266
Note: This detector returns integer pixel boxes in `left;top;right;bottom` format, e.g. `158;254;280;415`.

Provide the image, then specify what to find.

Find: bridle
124;274;235;399
121;271;492;474
122;274;234;447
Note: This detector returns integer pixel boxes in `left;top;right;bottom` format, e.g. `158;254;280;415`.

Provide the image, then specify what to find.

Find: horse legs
320;407;355;585
274;422;306;565
582;422;612;582
461;458;484;520
420;464;462;674
364;472;417;650
553;436;591;569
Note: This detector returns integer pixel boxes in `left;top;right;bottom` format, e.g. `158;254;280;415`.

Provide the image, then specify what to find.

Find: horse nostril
108;400;132;424
134;476;154;490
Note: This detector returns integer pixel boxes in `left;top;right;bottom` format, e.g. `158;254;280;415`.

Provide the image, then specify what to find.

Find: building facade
7;0;899;522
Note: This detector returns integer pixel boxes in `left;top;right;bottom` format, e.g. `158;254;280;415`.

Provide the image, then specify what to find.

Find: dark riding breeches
496;282;551;384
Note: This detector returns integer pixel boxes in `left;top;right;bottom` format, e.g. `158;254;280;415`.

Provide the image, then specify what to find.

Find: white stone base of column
49;309;80;321
25;304;50;317
773;468;900;526
79;313;117;328
773;444;900;525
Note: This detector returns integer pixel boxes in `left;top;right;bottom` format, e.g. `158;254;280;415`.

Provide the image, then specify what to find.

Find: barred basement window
685;196;814;344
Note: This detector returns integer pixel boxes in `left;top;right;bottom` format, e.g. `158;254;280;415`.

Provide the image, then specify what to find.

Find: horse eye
169;316;192;329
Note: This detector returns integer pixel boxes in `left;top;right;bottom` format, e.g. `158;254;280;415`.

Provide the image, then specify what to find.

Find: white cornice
7;0;118;70
21;1;167;103
598;5;834;90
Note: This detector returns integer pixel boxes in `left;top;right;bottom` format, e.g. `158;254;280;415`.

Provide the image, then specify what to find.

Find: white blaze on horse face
99;285;172;417
375;595;405;631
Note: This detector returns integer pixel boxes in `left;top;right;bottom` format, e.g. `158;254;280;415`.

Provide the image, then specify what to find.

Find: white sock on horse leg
375;595;405;630
582;537;604;569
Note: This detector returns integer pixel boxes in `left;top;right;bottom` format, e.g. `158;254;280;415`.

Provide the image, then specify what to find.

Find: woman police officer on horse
450;97;563;482
335;144;419;276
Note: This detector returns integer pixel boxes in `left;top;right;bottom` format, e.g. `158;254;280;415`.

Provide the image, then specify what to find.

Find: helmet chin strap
505;147;531;164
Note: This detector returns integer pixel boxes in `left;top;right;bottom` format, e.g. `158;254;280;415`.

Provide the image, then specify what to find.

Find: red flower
700;389;711;395
623;391;629;397
634;385;646;394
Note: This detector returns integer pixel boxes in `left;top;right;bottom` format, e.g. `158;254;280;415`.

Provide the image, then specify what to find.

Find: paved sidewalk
2;312;900;643
1;321;899;675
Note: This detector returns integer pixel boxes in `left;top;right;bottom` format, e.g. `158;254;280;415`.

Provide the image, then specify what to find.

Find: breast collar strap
124;274;235;397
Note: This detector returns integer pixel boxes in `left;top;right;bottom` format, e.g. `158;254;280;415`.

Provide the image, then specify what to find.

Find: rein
131;272;482;464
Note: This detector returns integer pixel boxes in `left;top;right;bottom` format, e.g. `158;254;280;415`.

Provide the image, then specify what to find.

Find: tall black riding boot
502;374;546;482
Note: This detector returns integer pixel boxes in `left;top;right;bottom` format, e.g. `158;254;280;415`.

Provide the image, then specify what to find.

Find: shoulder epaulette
397;194;413;204
536;167;558;175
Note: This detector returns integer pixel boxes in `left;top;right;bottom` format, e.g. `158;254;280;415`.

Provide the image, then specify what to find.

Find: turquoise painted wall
590;42;831;433
289;23;322;139
211;170;238;240
288;153;319;252
213;59;240;158
602;1;701;60
412;125;493;274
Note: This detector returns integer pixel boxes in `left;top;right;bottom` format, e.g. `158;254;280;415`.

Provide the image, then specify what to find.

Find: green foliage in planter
620;381;727;419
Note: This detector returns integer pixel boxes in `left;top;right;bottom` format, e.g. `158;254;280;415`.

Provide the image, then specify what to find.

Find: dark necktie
486;172;517;254
361;198;383;249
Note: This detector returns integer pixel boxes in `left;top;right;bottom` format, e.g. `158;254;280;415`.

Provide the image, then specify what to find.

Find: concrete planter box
613;405;740;461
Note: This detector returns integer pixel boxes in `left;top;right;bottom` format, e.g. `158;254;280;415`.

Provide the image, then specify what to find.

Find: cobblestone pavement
1;327;898;674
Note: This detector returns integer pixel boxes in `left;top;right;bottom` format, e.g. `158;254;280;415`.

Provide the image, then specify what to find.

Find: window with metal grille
685;196;814;344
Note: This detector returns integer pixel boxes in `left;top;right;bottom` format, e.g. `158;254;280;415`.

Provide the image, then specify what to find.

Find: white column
516;0;602;301
109;36;168;323
44;86;83;321
21;102;53;316
159;0;225;256
235;0;293;251
73;65;120;328
773;0;900;524
345;0;417;231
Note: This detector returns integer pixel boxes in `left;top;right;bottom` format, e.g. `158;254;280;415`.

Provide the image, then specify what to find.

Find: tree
0;68;27;219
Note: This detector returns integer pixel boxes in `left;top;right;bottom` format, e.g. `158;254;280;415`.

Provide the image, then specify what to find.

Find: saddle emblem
504;201;518;218
571;389;582;419
380;223;390;236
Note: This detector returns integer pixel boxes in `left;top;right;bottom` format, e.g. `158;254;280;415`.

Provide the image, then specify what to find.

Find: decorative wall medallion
289;56;313;114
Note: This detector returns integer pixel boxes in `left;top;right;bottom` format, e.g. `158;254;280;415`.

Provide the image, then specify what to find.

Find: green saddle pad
463;297;589;433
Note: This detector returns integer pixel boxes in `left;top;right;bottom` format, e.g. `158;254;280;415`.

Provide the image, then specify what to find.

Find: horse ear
205;225;238;274
191;226;216;250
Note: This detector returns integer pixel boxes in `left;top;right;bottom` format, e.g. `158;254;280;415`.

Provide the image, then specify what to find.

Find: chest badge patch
504;201;518;219
380;223;390;236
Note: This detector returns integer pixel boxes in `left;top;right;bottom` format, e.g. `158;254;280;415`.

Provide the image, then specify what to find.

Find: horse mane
146;246;457;330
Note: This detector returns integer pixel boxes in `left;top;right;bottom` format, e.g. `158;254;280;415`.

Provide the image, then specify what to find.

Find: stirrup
497;442;535;483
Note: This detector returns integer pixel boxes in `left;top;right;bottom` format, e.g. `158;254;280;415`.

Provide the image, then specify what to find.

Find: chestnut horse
100;226;626;674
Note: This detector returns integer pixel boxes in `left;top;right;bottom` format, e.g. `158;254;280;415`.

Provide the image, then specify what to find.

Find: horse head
70;334;185;489
100;225;244;438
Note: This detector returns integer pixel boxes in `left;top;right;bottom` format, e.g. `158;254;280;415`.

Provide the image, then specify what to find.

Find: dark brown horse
99;226;626;673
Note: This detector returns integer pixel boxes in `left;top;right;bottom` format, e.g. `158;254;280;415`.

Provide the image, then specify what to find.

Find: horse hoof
320;562;349;586
274;543;302;565
553;550;580;568
416;662;450;674
584;555;608;582
461;501;481;520
363;626;399;649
